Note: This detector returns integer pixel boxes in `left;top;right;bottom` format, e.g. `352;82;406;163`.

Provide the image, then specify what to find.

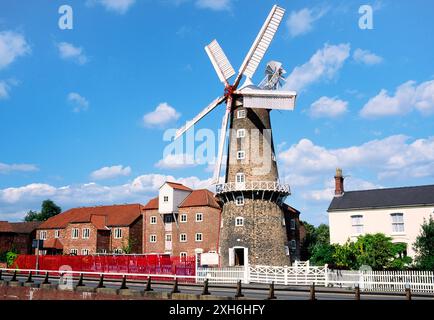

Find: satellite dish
259;61;287;90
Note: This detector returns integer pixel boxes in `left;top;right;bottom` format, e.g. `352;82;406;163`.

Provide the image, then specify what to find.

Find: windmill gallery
172;5;298;266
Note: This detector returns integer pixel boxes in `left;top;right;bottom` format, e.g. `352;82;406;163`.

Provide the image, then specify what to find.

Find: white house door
165;233;172;251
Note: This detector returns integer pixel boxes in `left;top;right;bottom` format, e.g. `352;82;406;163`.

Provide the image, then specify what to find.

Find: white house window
82;228;90;239
180;214;187;223
150;216;157;224
165;234;172;241
290;219;296;230
114;228;122;239
163;196;169;202
351;215;364;234
81;249;90;256
72;228;79;239
285;246;290;256
150;234;157;243
236;195;245;206
237;109;246;119
40;231;47;240
391;213;405;233
236;129;246;138
70;249;78;255
113;248;123;254
54;230;60;239
237;151;245;160
180;252;187;259
282;217;286;226
236;173;245;183
180;233;187;242
196;213;203;222
290;240;296;250
195;233;203;242
235;217;244;226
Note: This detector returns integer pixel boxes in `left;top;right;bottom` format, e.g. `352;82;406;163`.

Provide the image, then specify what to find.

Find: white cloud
353;48;383;65
195;0;231;11
0;173;212;220
67;92;89;112
90;165;131;180
155;153;198;169
360;80;434;118
278;135;434;181
284;43;350;91
286;7;327;38
0;81;10;99
309;96;348;118
0;162;38;174
0;31;30;70
86;0;136;14
57;42;88;65
143;102;181;127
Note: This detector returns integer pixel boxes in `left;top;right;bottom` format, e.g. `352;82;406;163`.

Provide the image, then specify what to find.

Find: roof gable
179;189;221;209
328;184;434;211
164;182;193;192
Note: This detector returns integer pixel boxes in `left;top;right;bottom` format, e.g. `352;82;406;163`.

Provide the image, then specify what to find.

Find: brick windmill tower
174;5;297;266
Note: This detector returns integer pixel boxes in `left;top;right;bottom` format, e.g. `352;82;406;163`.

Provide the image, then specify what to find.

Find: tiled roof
143;197;159;210
0;221;41;234
166;182;193;191
43;238;63;250
328;184;434;211
282;203;300;214
179;189;221;209
38;204;144;230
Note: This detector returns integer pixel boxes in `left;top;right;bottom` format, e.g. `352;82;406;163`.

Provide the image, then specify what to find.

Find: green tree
299;221;316;261
413;217;434;270
310;243;336;266
23;199;62;222
333;240;357;269
121;237;136;254
353;233;396;270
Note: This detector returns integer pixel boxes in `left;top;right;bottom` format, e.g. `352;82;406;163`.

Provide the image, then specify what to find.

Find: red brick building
0;221;41;255
143;182;221;260
36;204;143;255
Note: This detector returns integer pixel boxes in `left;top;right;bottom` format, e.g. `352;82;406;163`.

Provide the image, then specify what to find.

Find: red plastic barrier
11;254;196;282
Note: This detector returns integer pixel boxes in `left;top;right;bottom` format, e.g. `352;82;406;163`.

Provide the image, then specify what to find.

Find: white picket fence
196;264;434;293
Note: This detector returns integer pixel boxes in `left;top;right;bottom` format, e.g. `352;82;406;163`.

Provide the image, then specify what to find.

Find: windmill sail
205;40;236;85
236;5;285;85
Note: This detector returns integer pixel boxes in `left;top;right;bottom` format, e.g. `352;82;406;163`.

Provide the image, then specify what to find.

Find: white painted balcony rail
215;181;290;194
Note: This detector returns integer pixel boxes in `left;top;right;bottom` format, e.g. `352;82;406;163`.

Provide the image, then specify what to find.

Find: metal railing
215;181;290;194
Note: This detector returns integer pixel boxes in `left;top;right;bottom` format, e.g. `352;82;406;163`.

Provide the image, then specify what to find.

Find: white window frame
70;249;78;255
150;234;157;243
290;219;296;230
180;214;187;223
180;252;187;259
196;213;203;222
236;129;246;138
237;109;246;119
150;216;157;225
180;233;187;243
165;234;172;242
236;173;245;183
236;195;245;206
114;228;122;239
81;249;90;256
235;217;244;227
391;213;405;233
54;230;60;239
82;228;90;239
195;233;203;242
237;151;245;160
113;248;123;254
351;215;364;235
40;231;47;240
163;196;169;202
71;228;79;239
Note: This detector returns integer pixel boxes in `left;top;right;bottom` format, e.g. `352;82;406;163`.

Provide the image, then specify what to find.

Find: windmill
174;5;298;267
174;5;297;185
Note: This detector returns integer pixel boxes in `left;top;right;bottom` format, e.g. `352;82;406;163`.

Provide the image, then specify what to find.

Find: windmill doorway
234;248;245;266
229;246;248;266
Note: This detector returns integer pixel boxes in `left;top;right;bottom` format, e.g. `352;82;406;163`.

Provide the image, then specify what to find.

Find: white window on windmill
235;216;244;227
236;129;246;138
236;172;245;183
236;195;245;206
237;151;245;160
237;109;246;119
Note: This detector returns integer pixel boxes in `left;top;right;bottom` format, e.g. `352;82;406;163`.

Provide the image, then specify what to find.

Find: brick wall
63;223;98;255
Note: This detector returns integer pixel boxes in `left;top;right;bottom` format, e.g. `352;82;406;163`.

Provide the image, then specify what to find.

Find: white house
328;169;434;258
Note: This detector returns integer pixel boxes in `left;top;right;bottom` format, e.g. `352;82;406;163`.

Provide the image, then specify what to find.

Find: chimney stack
334;168;344;196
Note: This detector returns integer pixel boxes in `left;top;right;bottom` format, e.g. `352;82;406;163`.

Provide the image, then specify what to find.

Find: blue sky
0;0;433;225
